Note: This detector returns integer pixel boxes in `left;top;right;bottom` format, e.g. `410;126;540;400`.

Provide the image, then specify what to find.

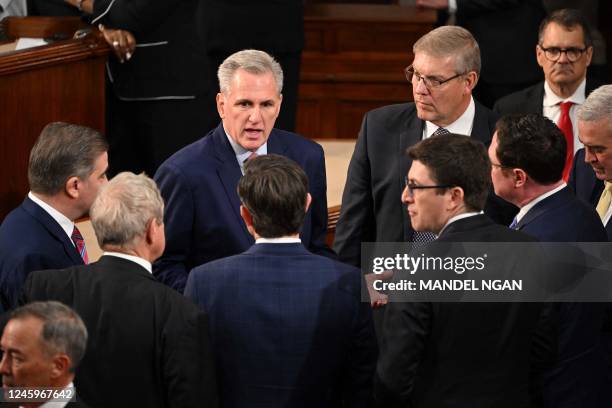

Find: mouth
244;128;263;138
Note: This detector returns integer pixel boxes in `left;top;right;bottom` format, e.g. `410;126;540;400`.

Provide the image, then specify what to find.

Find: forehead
541;22;585;46
2;317;43;350
412;52;457;75
227;69;279;98
578;118;612;143
408;160;434;182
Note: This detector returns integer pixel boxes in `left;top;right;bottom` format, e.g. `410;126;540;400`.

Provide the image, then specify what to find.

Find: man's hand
416;0;449;10
365;271;394;308
99;24;136;63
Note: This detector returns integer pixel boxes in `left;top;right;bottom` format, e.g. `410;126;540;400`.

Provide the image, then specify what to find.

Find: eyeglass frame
537;45;589;62
404;176;454;196
404;65;466;89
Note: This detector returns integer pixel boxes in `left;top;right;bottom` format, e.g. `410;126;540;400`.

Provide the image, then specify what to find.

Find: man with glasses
335;25;510;269
375;133;549;407
494;9;602;181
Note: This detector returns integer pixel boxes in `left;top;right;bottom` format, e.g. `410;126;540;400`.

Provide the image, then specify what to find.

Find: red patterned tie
71;225;89;264
557;101;574;182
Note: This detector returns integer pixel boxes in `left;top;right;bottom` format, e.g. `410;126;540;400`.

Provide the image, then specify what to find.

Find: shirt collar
543;78;586;107
34;382;74;408
256;237;301;244
425;96;475;138
28;192;74;239
224;127;268;172
102;252;152;273
516;183;567;223
438;211;482;236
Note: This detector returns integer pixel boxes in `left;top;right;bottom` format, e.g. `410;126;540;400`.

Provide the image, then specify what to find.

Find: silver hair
413;25;481;75
576;85;612;132
217;49;284;95
10;301;88;373
90;172;164;250
28;122;108;195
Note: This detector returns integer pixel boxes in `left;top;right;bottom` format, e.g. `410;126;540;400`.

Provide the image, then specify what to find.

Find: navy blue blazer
154;124;332;292
0;197;83;311
185;242;377;408
568;148;612;240
515;187;610;408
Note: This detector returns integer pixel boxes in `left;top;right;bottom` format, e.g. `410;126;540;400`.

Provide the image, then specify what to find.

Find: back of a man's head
90;172;164;252
407;134;491;212
238;154;308;238
1;301;87;389
28;122;108;196
495;114;566;185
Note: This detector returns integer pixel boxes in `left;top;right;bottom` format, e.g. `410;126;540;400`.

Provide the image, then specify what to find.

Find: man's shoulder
364;102;416;124
0;202;60;255
493;82;543;114
270;128;323;153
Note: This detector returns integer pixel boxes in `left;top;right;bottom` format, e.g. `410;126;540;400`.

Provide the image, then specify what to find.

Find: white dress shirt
424;97;475;139
224;128;268;174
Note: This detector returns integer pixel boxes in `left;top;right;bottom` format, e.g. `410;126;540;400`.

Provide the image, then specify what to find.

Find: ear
447;186;465;210
50;353;71;379
464;71;478;92
274;93;283;119
145;218;157;246
585;45;593;67
513;168;528;187
536;45;545;68
65;176;80;200
216;92;225;119
304;193;312;213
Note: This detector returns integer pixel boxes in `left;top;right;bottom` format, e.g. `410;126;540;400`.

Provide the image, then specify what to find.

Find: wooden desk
297;4;435;140
0;17;109;220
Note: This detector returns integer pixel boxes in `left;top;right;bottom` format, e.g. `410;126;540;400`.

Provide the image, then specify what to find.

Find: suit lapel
400;109;424;241
211;126;251;239
267;130;289;156
515;188;567;230
22;197;83;265
526;83;544;114
471;101;495;146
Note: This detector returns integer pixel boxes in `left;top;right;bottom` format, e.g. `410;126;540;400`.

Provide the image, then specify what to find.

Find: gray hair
413;25;481;75
217;49;284;95
90;172;164;250
28;122;108;195
10;301;88;373
577;85;612;131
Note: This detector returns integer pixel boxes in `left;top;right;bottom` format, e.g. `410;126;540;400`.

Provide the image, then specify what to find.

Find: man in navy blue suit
154;49;332;293
0;123;108;312
489;113;610;407
569;85;612;240
185;154;377;408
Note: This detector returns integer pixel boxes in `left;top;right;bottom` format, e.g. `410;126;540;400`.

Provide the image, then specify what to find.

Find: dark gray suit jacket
334;101;513;267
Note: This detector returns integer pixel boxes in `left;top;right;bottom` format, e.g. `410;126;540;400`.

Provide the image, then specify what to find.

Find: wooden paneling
297;4;435;139
0;17;109;220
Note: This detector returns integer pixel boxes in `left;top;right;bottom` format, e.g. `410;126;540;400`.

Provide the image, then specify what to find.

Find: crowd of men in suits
0;7;612;407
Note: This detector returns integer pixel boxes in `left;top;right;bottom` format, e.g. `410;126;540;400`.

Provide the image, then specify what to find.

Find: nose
0;353;10;377
413;76;429;95
248;106;262;123
401;186;413;205
584;147;597;163
557;50;570;63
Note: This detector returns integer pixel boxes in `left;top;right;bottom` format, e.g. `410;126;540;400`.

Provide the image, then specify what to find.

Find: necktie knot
244;151;258;163
559;101;574;114
71;225;89;264
432;127;450;137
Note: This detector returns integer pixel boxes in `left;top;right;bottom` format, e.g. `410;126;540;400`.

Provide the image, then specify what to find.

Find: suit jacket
513;186;610;407
375;214;550;408
185;242;377;408
21;255;218;408
334;101;516;267
154;124;332;292
493;78;605;115
90;0;209;100
27;0;80;16
568;148;612;239
0;197;83;312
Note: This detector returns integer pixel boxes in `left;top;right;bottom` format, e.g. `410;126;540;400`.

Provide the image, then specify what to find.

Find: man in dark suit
490;113;609;407
199;0;303;132
375;134;548;407
154;49;332;293
0;301;90;407
494;9;601;181
415;0;546;108
569;85;612;240
21;172;218;408
58;0;214;177
335;25;513;268
185;154;377;408
0;123;108;312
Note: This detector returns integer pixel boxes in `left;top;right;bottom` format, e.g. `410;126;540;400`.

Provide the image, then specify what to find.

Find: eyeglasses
404;65;465;89
404;176;453;196
538;46;588;62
